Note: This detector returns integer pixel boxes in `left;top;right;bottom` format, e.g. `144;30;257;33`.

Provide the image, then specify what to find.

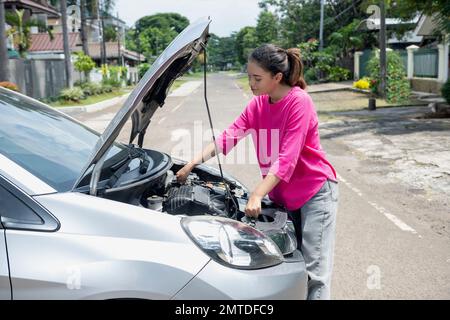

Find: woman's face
247;60;283;96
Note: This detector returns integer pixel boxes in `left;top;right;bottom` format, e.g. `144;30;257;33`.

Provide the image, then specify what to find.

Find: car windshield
0;88;127;192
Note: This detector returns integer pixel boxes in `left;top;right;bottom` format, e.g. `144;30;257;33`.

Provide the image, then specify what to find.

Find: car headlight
181;216;283;269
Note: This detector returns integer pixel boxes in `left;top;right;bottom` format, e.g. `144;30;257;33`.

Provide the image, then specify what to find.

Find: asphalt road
73;73;450;299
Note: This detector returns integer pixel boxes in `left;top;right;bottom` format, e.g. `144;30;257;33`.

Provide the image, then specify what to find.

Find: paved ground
71;73;450;299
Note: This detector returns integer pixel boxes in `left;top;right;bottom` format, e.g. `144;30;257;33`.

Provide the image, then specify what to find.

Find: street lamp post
319;0;324;51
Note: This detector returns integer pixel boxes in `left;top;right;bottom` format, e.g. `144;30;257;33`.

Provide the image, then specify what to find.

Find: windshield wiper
104;145;150;190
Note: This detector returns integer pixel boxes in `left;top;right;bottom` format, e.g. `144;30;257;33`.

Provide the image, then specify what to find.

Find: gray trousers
288;179;339;300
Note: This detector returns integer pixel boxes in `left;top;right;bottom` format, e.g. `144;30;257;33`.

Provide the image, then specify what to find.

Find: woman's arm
245;173;281;218
176;141;218;183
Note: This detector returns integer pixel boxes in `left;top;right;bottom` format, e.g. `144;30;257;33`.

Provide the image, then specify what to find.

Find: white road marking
337;173;420;236
158;117;166;125
337;173;363;197
171;102;183;113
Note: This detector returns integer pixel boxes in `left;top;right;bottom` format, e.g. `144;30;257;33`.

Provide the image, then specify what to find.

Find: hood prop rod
201;44;238;214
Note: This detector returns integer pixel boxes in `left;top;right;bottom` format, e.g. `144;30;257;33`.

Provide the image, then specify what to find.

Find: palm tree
5;9;54;57
80;0;89;55
0;0;10;81
60;0;73;88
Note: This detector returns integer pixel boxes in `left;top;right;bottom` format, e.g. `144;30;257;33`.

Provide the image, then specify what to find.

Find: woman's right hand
176;163;194;184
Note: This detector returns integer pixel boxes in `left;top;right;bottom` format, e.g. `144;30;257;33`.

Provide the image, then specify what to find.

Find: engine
145;170;241;219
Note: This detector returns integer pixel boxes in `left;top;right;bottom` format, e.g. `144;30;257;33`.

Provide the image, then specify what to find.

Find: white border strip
0;154;56;195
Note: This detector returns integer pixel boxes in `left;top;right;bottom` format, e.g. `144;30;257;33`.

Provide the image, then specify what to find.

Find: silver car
0;17;307;300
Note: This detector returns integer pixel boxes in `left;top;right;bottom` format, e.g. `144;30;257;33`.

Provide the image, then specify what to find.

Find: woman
176;44;338;300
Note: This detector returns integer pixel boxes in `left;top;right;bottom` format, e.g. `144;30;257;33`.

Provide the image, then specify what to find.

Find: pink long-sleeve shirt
216;86;337;211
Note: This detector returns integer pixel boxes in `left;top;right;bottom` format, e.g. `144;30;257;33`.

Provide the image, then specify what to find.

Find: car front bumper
171;250;307;300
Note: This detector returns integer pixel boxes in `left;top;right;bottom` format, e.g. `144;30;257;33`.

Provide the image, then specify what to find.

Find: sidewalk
307;81;353;93
58;80;202;116
56;92;130;116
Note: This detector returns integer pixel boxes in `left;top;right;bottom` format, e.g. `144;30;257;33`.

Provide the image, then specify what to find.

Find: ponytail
286;48;307;90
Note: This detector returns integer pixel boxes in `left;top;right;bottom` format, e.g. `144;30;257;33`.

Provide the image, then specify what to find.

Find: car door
0;178;60;300
0;226;11;300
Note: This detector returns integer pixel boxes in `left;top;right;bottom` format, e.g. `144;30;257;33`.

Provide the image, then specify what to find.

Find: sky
115;0;262;37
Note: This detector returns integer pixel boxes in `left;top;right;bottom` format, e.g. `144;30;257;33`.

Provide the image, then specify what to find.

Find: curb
56;92;131;115
308;86;354;94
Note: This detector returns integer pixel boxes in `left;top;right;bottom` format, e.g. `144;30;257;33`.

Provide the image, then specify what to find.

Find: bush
0;81;19;91
59;87;85;102
101;84;113;93
304;68;318;84
138;63;150;79
353;78;371;90
367;50;411;103
327;66;351;82
74;52;96;77
81;82;103;95
441;79;450;105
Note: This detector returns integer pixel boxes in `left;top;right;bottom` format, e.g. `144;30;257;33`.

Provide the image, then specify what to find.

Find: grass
235;75;251;93
50;89;131;107
310;90;426;113
170;79;188;93
180;71;204;80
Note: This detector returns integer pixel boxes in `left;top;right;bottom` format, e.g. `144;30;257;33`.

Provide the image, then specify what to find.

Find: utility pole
379;0;387;99
117;12;122;67
60;0;73;88
0;0;10;81
100;0;107;66
319;0;325;51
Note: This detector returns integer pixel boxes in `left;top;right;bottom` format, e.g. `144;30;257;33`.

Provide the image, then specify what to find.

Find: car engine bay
96;149;298;256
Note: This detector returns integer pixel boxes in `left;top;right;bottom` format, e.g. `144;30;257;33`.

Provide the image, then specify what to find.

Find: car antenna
201;43;238;213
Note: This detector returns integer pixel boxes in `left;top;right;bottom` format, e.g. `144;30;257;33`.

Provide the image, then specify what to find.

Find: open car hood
73;17;211;192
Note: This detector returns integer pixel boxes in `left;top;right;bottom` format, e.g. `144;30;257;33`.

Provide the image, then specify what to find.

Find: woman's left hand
245;194;262;218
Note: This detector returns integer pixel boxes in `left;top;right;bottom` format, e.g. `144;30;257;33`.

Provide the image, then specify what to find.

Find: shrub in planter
441;79;450;105
84;82;103;95
367;50;411;104
101;84;113;93
353;78;371;90
59;87;85;102
0;81;19;91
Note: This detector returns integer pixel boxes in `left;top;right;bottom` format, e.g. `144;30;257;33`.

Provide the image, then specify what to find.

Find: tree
235;26;258;65
126;13;190;61
60;0;73;88
0;0;9;81
385;0;450;34
5;9;54;57
103;24;117;42
207;33;238;70
79;0;89;55
259;0;368;48
255;10;279;45
328;19;365;59
73;52;96;82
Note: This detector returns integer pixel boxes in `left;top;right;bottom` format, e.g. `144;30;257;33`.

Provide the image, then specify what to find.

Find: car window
0;89;126;192
0;184;42;224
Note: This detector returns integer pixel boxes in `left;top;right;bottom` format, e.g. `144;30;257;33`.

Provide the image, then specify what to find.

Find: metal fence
413;48;438;78
359;49;409;78
359;49;372;78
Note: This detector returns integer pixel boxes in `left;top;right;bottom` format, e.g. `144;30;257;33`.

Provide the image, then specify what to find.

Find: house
354;14;449;94
88;42;145;67
27;32;82;59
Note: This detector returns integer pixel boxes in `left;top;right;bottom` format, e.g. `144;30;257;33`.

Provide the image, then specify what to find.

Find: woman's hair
249;44;307;89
